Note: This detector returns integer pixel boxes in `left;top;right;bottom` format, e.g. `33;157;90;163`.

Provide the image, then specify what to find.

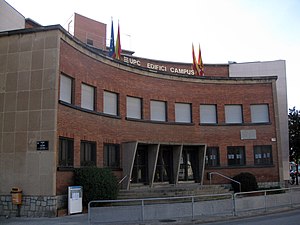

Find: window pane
104;144;120;168
251;104;269;123
225;105;243;124
150;100;166;122
127;96;142;119
104;91;118;115
175;103;191;123
206;147;220;166
254;145;272;165
81;84;95;110
60;74;72;103
58;137;74;167
200;105;217;124
227;146;245;166
80;141;96;166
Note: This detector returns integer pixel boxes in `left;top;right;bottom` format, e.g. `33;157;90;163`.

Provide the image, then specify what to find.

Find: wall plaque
37;141;49;151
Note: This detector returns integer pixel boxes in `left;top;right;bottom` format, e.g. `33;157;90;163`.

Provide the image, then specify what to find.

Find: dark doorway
179;146;199;182
131;145;148;184
154;146;174;183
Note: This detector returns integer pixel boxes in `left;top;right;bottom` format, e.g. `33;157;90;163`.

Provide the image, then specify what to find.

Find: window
87;38;93;46
104;144;120;168
206;147;220;167
200;104;217;124
254;145;272;165
58;137;74;167
81;83;95;110
227;146;245;166
104;91;118;116
80;141;96;166
251;104;269;123
126;96;142;119
225;105;243;124
175;103;192;123
150;100;167;122
59;74;73;104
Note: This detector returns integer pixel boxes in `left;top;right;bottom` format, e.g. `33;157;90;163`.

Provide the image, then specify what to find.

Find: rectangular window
104;91;118;116
126;96;142;119
206;147;220;167
80;141;96;167
104;144;120;168
81;83;95;110
225;105;243;124
175;103;192;123
254;145;273;165
59;74;73;104
200;104;217;124
227;146;245;166
87;38;93;46
58;137;74;167
251;104;270;123
150;100;167;122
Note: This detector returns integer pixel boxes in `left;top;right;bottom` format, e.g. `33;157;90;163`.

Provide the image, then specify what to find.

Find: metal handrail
118;175;128;185
209;172;241;192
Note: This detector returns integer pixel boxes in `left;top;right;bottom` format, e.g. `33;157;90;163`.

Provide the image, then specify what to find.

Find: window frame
150;100;167;122
59;74;74;104
58;137;74;168
104;144;121;169
80;140;97;167
126;96;142;119
206;146;220;167
200;104;217;124
254;145;273;165
103;90;119;116
250;104;270;123
227;146;246;166
81;83;96;111
225;104;243;124
175;102;192;123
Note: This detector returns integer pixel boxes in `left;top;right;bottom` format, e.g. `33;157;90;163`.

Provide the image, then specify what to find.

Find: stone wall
0;195;57;217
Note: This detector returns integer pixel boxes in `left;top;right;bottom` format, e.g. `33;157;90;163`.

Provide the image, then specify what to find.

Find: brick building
0;1;289;217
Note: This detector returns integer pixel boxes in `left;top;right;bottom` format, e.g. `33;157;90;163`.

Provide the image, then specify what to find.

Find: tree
289;107;300;162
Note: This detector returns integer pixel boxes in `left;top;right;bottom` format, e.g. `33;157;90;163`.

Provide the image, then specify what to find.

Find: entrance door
154;146;173;183
179;147;199;181
131;145;148;184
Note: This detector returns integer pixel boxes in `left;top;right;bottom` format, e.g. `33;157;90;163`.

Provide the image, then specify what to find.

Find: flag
198;44;204;76
115;21;122;60
109;19;115;58
192;43;200;76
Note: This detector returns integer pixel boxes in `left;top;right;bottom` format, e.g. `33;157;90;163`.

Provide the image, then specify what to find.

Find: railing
118;175;128;185
88;187;300;224
209;172;241;192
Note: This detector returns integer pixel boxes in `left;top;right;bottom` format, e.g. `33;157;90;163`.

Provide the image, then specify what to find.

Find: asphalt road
201;208;300;225
1;208;300;225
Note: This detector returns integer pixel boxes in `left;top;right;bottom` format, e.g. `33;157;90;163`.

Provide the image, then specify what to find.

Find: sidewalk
0;207;298;225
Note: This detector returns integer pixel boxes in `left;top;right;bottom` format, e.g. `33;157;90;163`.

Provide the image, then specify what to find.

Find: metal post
192;196;194;220
141;199;145;221
264;191;267;212
233;193;236;216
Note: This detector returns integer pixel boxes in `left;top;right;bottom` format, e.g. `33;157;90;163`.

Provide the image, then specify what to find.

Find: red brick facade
56;39;279;194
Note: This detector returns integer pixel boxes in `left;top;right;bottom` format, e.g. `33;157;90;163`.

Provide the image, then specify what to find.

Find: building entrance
154;146;174;183
179;147;200;182
131;145;148;184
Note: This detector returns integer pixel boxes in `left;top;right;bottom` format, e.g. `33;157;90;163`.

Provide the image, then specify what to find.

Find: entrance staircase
118;183;231;200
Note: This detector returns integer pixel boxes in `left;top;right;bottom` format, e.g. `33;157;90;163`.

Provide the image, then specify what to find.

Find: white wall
0;0;25;32
229;60;289;182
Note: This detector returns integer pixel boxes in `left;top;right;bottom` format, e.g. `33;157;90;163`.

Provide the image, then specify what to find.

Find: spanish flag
198;44;204;76
192;43;200;76
115;22;122;60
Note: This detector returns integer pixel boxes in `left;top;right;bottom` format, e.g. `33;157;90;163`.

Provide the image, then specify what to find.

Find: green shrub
232;172;258;193
74;167;119;206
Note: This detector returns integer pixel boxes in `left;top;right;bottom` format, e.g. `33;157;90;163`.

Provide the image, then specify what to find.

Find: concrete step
118;183;231;200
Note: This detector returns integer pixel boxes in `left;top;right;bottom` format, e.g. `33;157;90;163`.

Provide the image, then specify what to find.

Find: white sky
6;0;300;109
